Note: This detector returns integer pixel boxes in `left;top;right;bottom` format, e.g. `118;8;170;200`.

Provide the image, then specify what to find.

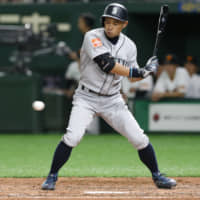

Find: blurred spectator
67;12;96;63
42;75;64;95
64;12;95;98
63;12;99;134
43;75;61;88
78;12;95;35
22;0;51;3
151;54;190;101
154;63;165;82
121;76;153;101
51;0;67;3
121;76;153;111
184;56;200;98
153;57;165;82
64;61;80;98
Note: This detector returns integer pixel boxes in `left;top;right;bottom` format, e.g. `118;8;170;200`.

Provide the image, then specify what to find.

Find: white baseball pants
62;86;149;150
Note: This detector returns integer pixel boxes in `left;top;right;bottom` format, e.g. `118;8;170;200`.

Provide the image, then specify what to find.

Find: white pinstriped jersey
79;28;139;95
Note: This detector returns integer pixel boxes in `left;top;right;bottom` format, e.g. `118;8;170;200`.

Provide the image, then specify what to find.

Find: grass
0;133;200;177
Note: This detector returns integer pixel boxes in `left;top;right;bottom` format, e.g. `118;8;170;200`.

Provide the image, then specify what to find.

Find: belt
81;85;117;97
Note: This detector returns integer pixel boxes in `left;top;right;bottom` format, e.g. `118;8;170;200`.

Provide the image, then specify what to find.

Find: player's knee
62;134;81;147
132;133;149;150
62;128;83;147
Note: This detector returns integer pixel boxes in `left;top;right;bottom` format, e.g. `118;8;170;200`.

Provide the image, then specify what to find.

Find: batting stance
42;3;176;190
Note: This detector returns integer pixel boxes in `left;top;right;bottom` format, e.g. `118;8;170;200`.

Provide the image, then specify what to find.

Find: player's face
164;64;177;78
104;17;128;38
78;17;88;34
184;63;197;76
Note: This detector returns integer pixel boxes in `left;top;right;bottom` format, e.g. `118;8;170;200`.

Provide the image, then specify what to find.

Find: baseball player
42;3;176;190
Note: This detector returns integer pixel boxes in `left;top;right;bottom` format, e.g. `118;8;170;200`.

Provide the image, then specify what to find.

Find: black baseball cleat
41;173;58;190
152;172;177;189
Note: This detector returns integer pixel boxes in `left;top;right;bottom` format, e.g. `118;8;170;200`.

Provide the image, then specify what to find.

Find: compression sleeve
129;67;144;78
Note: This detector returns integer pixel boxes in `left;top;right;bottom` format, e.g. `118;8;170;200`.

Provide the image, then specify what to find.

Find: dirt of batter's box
0;177;200;200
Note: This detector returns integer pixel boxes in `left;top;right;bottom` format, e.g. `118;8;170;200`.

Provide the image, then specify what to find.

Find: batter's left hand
141;56;159;78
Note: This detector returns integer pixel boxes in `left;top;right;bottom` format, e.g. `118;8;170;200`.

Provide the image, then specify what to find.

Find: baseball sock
138;143;159;174
49;141;72;174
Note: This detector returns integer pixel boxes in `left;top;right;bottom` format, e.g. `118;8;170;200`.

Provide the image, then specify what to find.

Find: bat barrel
153;4;169;57
162;5;169;14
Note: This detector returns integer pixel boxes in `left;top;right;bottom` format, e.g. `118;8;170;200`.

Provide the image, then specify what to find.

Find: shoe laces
160;173;166;177
153;172;167;180
47;173;57;182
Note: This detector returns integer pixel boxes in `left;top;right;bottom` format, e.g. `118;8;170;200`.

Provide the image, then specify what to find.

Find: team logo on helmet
112;7;118;15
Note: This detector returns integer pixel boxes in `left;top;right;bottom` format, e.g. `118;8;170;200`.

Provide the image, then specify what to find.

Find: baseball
32;101;45;111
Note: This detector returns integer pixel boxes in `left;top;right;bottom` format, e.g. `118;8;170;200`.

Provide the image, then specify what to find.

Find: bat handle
153;48;157;57
153;42;158;57
153;32;161;57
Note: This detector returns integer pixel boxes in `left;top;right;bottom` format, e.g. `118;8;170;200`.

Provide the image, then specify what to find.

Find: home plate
84;191;129;194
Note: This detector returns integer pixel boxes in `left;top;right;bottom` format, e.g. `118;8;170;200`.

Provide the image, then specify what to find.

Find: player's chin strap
129;56;158;78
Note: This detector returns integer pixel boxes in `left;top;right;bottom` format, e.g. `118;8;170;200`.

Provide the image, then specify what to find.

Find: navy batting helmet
101;3;128;26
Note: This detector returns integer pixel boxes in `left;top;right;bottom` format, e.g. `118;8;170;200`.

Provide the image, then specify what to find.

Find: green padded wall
0;74;42;132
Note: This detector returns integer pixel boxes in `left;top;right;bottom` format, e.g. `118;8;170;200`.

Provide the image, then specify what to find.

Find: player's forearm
111;62;130;76
111;63;143;82
94;53;157;80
